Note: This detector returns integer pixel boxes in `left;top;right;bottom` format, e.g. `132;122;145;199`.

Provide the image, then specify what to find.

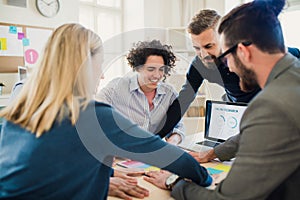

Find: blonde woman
0;23;212;199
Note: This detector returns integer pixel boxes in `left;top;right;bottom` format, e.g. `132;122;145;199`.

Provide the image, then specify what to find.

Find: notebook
179;100;248;152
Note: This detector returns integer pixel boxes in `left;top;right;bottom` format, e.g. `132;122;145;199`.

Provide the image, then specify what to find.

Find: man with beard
155;9;300;163
145;0;300;199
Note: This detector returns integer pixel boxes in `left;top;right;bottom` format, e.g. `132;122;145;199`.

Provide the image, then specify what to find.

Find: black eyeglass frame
215;41;252;67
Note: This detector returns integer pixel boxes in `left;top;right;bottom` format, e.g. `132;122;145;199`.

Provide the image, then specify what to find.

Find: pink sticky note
25;49;39;64
18;32;25;40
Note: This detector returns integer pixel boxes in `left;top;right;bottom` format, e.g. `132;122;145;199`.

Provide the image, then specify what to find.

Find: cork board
0;22;53;73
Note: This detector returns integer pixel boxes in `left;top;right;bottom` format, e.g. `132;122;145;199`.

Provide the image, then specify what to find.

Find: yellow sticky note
144;166;160;172
0;38;7;50
213;164;231;172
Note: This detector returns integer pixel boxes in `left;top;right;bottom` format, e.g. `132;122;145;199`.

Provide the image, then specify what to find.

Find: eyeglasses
215;41;252;67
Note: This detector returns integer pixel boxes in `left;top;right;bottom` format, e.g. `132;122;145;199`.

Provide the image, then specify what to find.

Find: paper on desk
117;160;160;172
207;168;223;175
213;164;231;172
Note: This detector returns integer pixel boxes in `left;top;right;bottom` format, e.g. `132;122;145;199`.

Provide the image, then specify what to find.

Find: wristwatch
165;174;181;190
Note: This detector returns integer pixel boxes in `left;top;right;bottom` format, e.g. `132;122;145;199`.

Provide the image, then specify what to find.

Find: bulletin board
0;22;53;73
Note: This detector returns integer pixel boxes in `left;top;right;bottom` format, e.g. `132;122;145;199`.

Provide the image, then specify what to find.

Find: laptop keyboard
197;140;219;147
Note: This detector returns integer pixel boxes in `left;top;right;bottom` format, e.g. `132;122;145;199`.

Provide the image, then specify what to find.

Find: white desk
178;132;204;149
108;175;173;200
108;161;229;200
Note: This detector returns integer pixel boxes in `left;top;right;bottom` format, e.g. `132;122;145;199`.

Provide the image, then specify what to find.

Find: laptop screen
205;100;248;142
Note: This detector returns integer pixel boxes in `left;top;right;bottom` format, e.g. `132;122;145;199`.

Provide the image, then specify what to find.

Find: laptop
179;100;248;152
18;66;28;81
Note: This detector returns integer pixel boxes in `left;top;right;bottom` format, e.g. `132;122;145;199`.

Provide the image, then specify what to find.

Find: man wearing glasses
155;9;300;163
146;0;300;199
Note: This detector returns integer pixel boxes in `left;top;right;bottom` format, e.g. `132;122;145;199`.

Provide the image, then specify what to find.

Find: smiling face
191;28;222;69
137;55;165;93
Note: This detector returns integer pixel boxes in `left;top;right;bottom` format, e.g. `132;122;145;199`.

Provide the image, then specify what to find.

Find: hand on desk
189;149;217;163
143;170;171;190
109;177;149;200
144;170;221;191
114;168;145;185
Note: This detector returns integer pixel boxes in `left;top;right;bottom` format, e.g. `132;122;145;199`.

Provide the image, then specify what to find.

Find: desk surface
108;133;232;200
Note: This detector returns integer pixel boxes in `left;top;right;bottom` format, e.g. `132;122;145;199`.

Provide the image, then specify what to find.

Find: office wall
143;0;201;27
0;0;79;94
123;0;144;32
142;0;234;28
0;0;79;28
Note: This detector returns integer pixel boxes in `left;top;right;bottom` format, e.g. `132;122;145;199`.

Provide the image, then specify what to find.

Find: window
280;8;300;48
79;0;122;41
224;0;300;48
79;0;128;89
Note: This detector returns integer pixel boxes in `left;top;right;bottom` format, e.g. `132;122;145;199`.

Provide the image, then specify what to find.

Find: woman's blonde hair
0;23;102;137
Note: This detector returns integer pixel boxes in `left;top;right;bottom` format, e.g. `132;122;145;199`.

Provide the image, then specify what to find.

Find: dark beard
233;55;259;92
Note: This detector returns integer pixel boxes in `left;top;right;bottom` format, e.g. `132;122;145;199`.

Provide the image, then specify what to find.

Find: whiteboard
24;27;53;68
0;25;24;56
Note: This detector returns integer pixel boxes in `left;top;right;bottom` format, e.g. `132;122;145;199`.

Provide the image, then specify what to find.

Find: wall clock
36;0;60;18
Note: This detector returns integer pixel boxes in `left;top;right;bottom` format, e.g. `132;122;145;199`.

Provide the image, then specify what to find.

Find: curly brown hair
126;40;176;81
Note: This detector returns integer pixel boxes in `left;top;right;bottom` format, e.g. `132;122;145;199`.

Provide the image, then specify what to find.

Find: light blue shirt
96;73;185;139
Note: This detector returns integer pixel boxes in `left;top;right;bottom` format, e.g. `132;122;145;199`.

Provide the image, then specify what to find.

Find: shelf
166;27;194;53
196;94;206;98
0;94;10;98
183;117;205;120
190;95;206;108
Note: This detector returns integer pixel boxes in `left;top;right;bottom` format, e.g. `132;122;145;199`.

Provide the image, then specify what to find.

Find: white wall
0;0;79;94
123;0;144;32
0;0;79;28
141;0;231;28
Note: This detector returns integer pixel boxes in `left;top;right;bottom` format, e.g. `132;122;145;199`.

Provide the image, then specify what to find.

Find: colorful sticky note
18;32;25;40
117;160;160;172
144;166;160;172
22;38;30;46
0;38;7;50
213;164;231;173
9;26;17;34
207;167;223;175
25;49;39;64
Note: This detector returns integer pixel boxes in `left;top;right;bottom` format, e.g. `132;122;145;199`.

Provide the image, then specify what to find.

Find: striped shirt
96;73;185;139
